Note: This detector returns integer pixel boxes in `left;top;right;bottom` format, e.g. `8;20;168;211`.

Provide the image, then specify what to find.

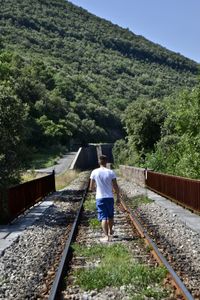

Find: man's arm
112;178;120;203
89;179;96;192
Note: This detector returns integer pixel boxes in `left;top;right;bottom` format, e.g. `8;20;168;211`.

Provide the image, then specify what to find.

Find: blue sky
69;0;200;63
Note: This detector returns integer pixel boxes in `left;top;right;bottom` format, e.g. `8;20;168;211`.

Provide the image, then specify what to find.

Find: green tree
0;85;27;188
112;139;129;166
146;87;200;178
124;98;166;162
77;119;108;144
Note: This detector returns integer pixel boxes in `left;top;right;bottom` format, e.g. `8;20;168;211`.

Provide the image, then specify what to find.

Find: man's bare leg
100;219;114;242
108;218;114;235
101;220;109;240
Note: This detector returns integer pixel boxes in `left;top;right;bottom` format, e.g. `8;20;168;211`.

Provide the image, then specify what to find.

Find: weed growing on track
72;243;170;298
72;243;124;259
84;193;96;211
145;244;154;253
89;218;100;229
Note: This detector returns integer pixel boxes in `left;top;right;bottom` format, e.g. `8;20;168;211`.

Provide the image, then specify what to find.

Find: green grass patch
84;193;96;211
130;195;153;209
72;243;169;298
145;244;154;253
72;243;108;259
89;218;100;229
26;145;67;169
30;152;59;168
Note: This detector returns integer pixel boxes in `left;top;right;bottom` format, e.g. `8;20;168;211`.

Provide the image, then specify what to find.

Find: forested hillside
0;0;199;186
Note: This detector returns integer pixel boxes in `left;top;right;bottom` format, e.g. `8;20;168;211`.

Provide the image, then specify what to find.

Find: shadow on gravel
35;190;86;228
34;205;77;227
50;189;85;203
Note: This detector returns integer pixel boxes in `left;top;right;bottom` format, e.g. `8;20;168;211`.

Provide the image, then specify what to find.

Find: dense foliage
114;85;200;179
0;0;199;185
146;86;200;178
0;84;27;188
113;98;166;166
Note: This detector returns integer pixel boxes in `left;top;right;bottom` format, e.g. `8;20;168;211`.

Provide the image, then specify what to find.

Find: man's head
99;155;107;166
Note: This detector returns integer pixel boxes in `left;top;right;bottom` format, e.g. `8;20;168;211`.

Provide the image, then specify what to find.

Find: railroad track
1;171;196;299
45;191;194;300
38;189;87;299
122;192;200;300
119;198;194;300
0;172;90;300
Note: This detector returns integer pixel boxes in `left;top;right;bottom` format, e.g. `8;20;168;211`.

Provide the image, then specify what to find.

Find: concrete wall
70;143;114;170
101;144;114;163
70;145;98;170
119;165;146;187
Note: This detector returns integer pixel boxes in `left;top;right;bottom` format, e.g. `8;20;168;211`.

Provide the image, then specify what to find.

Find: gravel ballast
0;172;90;300
1;171;200;299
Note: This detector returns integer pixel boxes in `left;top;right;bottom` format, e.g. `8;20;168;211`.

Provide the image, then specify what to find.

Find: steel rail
48;188;88;300
120;199;194;300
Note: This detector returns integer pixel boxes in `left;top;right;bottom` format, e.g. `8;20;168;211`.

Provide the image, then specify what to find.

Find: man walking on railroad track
89;155;120;242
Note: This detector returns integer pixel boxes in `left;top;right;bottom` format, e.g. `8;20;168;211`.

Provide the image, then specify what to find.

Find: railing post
145;167;147;180
52;170;56;192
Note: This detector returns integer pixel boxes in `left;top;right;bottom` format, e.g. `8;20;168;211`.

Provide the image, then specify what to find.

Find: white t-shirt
90;167;116;199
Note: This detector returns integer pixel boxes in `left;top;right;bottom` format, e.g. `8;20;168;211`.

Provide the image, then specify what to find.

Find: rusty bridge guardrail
146;171;200;212
0;172;56;224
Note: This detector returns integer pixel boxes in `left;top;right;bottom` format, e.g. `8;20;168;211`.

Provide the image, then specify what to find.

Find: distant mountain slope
0;0;198;147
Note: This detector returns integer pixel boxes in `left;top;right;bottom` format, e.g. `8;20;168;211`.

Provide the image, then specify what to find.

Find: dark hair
99;155;107;165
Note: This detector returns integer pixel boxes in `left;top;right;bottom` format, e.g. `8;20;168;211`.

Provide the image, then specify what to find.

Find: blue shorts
96;198;114;221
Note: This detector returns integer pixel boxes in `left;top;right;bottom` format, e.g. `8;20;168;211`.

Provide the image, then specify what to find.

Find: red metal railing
146;171;200;212
0;172;55;224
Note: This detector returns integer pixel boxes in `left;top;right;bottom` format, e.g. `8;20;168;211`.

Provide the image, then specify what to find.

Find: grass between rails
72;193;171;299
72;243;170;299
84;193;96;211
84;194;100;228
89;218;100;229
